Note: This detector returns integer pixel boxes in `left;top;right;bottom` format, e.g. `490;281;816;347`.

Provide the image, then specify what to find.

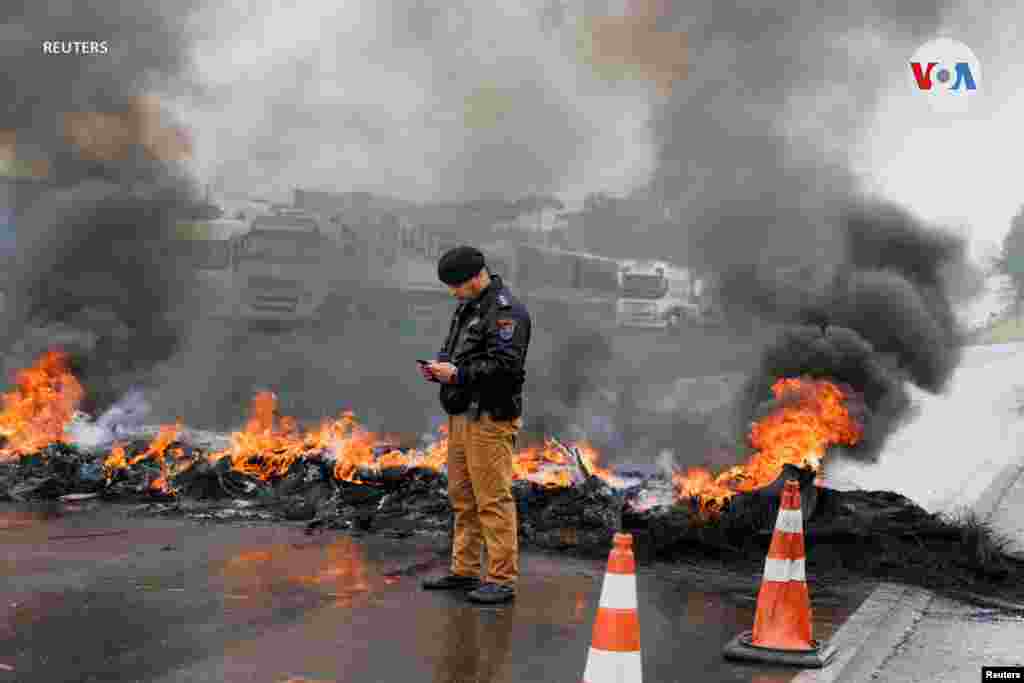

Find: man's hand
428;361;459;384
419;362;437;382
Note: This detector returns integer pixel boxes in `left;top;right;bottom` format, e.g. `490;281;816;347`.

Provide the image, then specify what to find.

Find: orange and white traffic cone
753;478;813;650
722;479;837;668
581;532;642;683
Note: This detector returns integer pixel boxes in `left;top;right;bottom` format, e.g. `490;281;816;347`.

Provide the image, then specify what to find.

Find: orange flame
101;422;187;495
206;392;314;481
512;438;621;489
673;376;862;515
513;439;569;481
201;392;445;483
128;422;181;466
103;444;128;479
0;350;84;460
574;441;622;487
197;391;622;489
2;352;623;495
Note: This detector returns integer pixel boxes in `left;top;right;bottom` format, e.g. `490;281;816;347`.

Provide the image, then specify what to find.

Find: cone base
722;631;837;669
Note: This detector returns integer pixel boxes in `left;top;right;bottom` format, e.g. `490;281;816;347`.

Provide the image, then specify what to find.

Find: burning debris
0;350;84;459
655;198;970;533
2;348;1024;602
0;350;632;552
669;376;861;515
0;348;912;529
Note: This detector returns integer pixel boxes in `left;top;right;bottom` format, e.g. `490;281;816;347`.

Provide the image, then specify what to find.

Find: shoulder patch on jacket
497;292;511;308
496;318;516;340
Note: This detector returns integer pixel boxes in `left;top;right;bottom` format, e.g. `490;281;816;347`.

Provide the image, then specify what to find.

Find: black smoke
639;1;967;464
732;199;967;461
1;2;204;410
829;200;965;391
647;2;957;267
736;325;910;460
0;0;977;464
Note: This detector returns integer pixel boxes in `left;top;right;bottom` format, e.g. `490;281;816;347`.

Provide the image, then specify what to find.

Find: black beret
437;246;486;285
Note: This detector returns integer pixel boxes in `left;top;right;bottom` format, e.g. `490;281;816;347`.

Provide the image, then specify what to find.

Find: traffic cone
581;532;642;682
722;479;837;668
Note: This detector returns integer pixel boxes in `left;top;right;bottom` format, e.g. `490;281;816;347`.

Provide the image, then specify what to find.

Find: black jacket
438;274;531;420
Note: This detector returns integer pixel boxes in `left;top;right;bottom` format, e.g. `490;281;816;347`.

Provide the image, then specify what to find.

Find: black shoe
467;582;516;604
422;573;481;590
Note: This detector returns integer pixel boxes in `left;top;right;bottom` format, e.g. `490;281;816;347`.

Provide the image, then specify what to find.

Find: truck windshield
251;215;320;231
239;231;325;264
621;273;667;299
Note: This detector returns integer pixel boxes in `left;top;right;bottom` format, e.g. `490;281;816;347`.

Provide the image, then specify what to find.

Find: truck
191;195;631;334
616;260;700;330
222;210;343;325
357;250;451;339
481;242;622;332
188;192;418;331
173;207;344;327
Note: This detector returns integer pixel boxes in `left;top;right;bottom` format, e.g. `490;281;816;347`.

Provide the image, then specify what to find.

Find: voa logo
909;37;980;114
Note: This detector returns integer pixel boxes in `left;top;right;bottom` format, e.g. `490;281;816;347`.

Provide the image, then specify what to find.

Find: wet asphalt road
0;502;873;683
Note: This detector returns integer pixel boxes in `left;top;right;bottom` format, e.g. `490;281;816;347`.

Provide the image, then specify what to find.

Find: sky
853;3;1024;263
171;0;1023;262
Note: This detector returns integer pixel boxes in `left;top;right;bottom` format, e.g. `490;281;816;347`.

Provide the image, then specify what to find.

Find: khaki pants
448;413;521;586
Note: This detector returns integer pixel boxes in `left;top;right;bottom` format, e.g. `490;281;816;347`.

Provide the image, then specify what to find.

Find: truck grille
247;275;301;291
249;294;300;312
622;301;654;312
245;274;303;312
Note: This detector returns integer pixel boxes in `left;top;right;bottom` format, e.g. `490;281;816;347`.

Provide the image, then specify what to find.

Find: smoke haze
1;1;208;411
183;0;657;202
2;1;983;469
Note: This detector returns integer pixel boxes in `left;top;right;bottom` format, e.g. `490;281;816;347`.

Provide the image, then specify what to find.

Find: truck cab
229;212;337;323
616;261;699;330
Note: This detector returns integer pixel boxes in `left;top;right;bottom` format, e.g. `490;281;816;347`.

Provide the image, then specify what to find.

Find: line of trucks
186;205;723;334
0;172;728;334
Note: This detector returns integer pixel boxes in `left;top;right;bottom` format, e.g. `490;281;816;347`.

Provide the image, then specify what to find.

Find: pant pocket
479;414;517;435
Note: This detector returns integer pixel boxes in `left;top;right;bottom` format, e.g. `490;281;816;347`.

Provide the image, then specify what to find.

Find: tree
995;206;1024;317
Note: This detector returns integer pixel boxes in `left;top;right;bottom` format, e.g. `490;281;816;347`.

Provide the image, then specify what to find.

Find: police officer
420;246;531;604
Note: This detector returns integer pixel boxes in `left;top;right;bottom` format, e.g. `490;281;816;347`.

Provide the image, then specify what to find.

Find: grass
646;496;1024;608
939;507;1016;570
971;314;1024;345
828;507;1024;605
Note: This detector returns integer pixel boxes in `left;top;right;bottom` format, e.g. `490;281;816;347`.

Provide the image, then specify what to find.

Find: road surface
821;343;1024;514
0;503;873;683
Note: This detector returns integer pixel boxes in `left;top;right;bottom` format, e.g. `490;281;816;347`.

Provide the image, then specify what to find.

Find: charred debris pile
2;353;1021;603
4;430;1019;600
2;331;1023;606
0;409;628;554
